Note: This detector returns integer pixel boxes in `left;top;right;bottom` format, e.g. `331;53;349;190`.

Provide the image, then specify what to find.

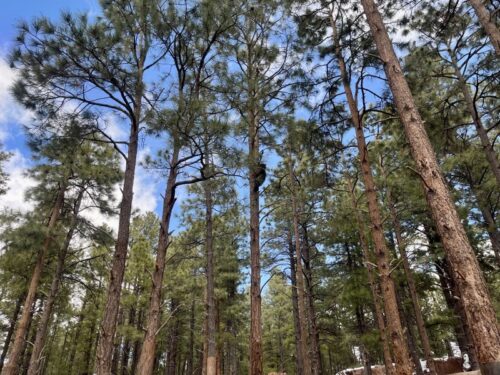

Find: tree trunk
394;281;423;375
95;120;141;375
287;147;312;375
187;295;195;375
2;180;67;375
360;0;500;366
68;295;88;374
447;44;500;186
27;189;84;375
345;176;395;375
467;0;500;55
248;105;263;375
380;164;436;374
330;10;413;374
301;228;323;375
425;225;479;370
287;231;305;375
136;144;180;375
0;293;24;373
165;300;180;375
205;151;217;375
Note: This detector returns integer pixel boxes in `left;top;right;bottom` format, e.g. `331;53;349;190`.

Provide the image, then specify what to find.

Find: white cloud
0;150;36;213
0;58;33;141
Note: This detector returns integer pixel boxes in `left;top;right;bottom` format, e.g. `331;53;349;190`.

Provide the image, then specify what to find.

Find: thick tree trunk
248;108;263;375
27;189;84;375
136;145;180;375
447;45;500;186
95;121;141;375
360;0;500;366
2;181;67;375
0;293;24;373
330;10;413;374
467;0;500;55
287;149;312;375
345;177;395;375
287;231;305;375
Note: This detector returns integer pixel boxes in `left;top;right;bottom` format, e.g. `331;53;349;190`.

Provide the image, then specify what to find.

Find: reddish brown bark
301;228;323;375
27;189;84;375
2;181;67;375
467;0;500;55
136;144;180;375
248;104;263;375
95;123;140;375
380;162;436;375
287;149;312;375
345;176;395;375
0;293;24;373
360;0;500;365
205;154;217;375
330;10;413;374
287;232;305;375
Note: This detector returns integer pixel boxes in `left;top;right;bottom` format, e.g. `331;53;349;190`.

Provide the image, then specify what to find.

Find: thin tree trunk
345;176;394;375
287;231;305;375
95;120;141;375
204;149;217;375
301;229;323;375
467;0;500;55
0;293;24;373
397;288;423;375
380;162;436;374
446;44;500;186
330;10;413;374
27;189;84;375
360;0;500;366
248;105;263;375
165;300;180;375
425;225;479;370
187;295;195;375
68;296;88;374
287;147;312;375
3;181;67;375
136;144;180;375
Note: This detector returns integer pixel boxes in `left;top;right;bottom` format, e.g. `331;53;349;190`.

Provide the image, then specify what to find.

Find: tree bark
467;0;500;55
136;144;180;375
301;228;323;375
204;148;217;375
2;180;67;375
287;231;305;375
360;0;500;365
248;101;263;375
287;148;312;375
330;10;413;374
0;293;24;373
380;164;436;374
345;176;395;375
27;189;84;375
95;121;141;375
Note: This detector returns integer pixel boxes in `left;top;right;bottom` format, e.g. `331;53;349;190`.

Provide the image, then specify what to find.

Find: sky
0;0;165;233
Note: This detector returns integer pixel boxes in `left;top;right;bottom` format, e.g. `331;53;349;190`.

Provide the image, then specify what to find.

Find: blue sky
0;0;169;230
